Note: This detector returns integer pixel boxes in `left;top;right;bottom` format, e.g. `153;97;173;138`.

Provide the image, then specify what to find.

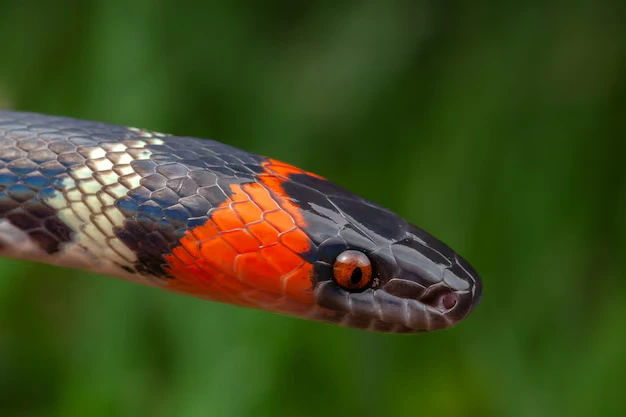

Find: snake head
273;165;483;333
311;224;482;333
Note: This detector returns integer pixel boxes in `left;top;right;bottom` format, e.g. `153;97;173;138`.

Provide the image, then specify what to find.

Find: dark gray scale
278;172;408;285
281;170;473;296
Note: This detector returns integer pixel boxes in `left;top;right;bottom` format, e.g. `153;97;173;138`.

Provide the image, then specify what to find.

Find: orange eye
333;250;373;291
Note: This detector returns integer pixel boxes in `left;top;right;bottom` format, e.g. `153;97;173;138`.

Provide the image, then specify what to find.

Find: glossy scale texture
0;111;481;333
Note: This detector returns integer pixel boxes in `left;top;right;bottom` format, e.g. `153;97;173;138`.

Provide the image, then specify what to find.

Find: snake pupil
350;268;362;285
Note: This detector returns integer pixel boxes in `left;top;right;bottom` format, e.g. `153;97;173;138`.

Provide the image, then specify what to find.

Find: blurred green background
1;1;625;416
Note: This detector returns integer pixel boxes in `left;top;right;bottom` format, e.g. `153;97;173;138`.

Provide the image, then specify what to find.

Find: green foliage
1;1;625;416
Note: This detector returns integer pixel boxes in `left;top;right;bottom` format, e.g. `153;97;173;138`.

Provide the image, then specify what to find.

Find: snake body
0;111;481;333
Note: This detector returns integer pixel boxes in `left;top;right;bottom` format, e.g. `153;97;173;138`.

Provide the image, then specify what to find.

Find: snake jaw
312;277;478;333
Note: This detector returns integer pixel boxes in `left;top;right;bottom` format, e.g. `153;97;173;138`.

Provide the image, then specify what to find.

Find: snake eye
333;250;373;291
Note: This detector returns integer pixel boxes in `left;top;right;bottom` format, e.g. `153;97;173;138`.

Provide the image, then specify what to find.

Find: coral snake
0;111;482;333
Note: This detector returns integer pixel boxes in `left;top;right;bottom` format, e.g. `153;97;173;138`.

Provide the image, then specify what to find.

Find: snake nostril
440;292;458;310
420;286;458;312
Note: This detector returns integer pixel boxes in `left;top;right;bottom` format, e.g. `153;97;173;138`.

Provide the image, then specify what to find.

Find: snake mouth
313;279;476;333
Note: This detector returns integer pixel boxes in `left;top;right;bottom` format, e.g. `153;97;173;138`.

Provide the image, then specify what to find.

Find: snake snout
385;227;482;331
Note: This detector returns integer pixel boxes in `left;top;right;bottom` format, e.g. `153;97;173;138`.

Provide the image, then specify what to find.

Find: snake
0;111;482;333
